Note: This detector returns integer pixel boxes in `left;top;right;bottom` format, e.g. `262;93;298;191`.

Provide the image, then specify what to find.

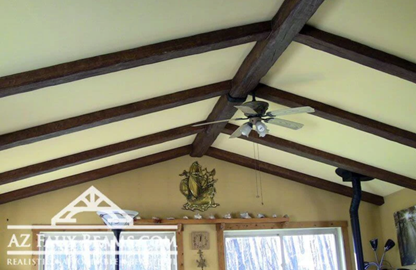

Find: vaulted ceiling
1;0;416;206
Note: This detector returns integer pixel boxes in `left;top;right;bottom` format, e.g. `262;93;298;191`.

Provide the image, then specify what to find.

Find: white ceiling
0;0;415;198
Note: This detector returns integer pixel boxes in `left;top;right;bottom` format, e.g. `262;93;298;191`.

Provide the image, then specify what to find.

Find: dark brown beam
191;0;324;157
0;81;230;151
0;146;191;205
0;23;270;98
295;25;416;84
191;95;238;156
256;84;416;149
223;124;416;190
0;124;202;185
206;147;384;205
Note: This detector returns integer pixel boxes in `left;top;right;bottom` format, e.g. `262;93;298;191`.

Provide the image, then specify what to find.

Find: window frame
32;228;183;270
217;221;352;270
38;231;116;270
119;230;178;270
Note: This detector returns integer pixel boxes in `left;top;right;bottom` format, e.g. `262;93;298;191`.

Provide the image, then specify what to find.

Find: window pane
43;233;115;270
225;236;283;270
119;232;177;270
282;234;338;270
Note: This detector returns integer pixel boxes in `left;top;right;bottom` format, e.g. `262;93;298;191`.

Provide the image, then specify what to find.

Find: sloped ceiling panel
0;0;280;76
0;100;217;172
228;98;416;186
212;133;402;196
308;0;416;62
0;136;195;194
0;44;253;134
262;43;416;133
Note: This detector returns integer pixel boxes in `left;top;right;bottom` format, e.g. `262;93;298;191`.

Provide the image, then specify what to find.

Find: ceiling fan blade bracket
235;105;258;115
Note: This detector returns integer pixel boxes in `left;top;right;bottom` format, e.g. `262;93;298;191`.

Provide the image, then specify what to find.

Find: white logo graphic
51;186;132;226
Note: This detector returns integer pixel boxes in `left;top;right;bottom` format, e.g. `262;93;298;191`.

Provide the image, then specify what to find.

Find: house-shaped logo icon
51;186;133;226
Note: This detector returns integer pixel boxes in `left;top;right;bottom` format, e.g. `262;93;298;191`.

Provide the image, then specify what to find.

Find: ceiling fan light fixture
255;122;269;137
241;122;253;137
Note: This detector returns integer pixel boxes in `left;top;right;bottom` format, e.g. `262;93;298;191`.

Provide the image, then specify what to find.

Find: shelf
134;217;289;225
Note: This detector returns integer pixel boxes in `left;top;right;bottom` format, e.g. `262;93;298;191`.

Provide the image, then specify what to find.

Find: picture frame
394;205;416;266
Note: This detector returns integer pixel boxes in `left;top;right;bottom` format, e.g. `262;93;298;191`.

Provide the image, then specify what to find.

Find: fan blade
235;105;258;115
264;118;304;130
267;106;314;117
192;118;247;127
230;122;252;138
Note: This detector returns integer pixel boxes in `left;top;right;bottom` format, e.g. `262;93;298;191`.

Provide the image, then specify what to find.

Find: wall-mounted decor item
179;161;219;211
191;231;210;250
394;205;416;266
196;249;207;270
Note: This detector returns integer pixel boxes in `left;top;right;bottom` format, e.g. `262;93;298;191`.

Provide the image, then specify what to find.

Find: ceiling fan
194;96;314;138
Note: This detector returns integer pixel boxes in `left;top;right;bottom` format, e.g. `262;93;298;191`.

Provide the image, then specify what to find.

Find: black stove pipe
350;177;365;270
336;168;374;270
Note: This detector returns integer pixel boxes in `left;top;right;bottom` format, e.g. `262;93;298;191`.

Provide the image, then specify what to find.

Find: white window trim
224;227;347;270
37;230;179;270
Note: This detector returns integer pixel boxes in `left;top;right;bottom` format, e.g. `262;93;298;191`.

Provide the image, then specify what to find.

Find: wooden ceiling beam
223;124;416;190
191;0;324;157
0;23;270;98
206;147;384;205
0;146;192;205
0;124;202;185
256;84;416;149
295;25;416;84
0;81;230;151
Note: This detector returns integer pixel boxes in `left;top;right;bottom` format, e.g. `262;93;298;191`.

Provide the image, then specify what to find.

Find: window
224;228;346;270
40;232;115;270
38;231;178;270
119;231;177;270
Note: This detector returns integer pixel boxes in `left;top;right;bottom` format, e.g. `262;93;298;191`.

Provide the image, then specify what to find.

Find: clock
191;231;210;250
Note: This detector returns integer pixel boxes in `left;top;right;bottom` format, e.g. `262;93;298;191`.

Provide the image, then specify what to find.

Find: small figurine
152;217;161;223
194;213;202;219
240;212;251;219
283;214;289;218
183;216;189;219
208;214;216;219
272;214;278;218
257;213;265;218
223;213;232;219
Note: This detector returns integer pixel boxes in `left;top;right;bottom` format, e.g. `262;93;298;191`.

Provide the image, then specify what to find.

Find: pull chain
256;143;264;205
253;142;264;205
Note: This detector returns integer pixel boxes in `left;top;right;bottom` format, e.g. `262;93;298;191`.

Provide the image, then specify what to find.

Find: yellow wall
378;188;416;268
0;156;382;269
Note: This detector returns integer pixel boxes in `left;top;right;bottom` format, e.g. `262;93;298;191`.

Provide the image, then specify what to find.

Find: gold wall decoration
179;161;219;211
